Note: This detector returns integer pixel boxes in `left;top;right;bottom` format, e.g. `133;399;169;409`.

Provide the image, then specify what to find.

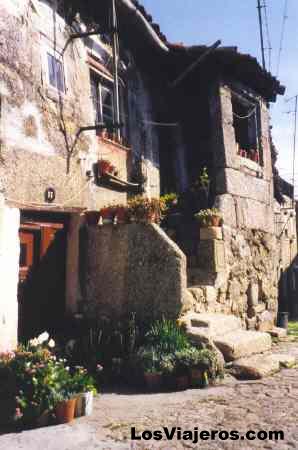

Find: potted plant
54;392;77;424
251;150;260;163
128;196;162;224
160;354;176;391
177;347;204;388
114;204;128;225
173;349;190;390
195;208;223;228
72;367;97;417
100;206;115;225
98;159;112;176
137;348;162;391
195;348;223;386
199;167;210;188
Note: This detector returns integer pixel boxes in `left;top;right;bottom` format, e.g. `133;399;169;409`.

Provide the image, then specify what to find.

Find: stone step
230;352;296;380
181;312;242;340
268;327;287;339
214;330;272;362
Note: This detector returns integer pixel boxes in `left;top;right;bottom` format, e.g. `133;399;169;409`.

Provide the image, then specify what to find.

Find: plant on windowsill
195;208;223;228
250;149;260;164
239;149;247;158
98;159;112;176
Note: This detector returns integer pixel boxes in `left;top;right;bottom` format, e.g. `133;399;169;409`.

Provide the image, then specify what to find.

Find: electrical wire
141;120;179;127
263;0;272;72
276;0;289;78
233;106;257;120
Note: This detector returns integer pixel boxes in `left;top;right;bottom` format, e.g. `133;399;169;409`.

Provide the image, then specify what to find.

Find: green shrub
145;319;190;355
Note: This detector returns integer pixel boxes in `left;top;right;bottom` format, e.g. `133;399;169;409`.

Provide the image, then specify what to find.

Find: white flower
37;331;49;344
48;339;55;348
29;338;39;347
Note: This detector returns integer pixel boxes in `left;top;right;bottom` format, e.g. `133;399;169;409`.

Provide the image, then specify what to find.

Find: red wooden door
18;221;67;340
19;230;35;283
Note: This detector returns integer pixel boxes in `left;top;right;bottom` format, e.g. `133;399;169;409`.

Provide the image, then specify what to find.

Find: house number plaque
45;187;56;203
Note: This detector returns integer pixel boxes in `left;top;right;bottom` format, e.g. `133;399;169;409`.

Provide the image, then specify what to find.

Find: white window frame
41;39;67;96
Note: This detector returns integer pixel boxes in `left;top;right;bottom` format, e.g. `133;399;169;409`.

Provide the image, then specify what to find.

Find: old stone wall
83;223;189;322
211;82;275;234
0;0;160;212
186;80;282;329
187;226;278;330
0;199;20;351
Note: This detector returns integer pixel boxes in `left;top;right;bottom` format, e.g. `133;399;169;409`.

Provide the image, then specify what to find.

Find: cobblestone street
2;341;297;450
84;341;298;450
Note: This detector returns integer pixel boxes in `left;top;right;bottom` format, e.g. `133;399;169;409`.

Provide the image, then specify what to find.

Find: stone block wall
83;223;190;322
0;200;20;351
188;80;282;329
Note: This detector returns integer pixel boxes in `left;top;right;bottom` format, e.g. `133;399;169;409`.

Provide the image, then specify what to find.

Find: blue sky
141;0;297;188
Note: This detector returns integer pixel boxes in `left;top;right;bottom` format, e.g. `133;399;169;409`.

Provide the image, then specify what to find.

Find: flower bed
134;319;223;391
85;196;166;227
0;332;98;429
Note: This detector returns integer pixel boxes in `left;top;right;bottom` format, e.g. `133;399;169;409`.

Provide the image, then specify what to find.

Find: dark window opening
232;94;262;164
47;53;65;93
90;70;129;144
90;71;114;126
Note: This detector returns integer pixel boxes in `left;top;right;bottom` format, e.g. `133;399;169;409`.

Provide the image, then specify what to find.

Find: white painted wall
0;200;20;351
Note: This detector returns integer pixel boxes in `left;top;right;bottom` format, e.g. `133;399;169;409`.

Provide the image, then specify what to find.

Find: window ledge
97;135;131;152
237;155;263;177
45;86;67;103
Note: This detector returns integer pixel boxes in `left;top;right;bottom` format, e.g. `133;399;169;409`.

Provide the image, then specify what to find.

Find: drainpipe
117;0;169;53
112;0;121;141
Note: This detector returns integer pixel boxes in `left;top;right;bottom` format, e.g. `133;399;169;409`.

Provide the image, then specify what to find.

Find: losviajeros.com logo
131;427;284;443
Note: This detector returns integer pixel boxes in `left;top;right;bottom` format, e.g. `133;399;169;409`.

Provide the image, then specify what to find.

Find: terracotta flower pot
100;207;115;225
175;375;189;391
252;152;260;163
210;216;221;227
115;207;128;225
144;373;162;391
55;399;76;424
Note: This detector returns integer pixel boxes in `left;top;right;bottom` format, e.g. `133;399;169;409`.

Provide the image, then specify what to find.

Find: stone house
0;0;296;351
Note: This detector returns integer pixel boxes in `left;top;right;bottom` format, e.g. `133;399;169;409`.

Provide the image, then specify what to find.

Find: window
90;71;114;126
90;70;129;143
232;93;262;163
47;53;65;93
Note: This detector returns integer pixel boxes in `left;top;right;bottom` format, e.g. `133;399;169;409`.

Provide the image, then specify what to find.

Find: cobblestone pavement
0;340;297;450
78;340;298;450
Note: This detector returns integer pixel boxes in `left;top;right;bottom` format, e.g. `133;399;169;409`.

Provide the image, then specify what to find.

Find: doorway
18;211;69;341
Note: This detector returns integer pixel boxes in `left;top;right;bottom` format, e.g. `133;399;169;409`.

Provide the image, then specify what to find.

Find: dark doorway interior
18;211;69;341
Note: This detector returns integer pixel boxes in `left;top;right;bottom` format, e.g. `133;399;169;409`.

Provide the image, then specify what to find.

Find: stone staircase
180;312;295;379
